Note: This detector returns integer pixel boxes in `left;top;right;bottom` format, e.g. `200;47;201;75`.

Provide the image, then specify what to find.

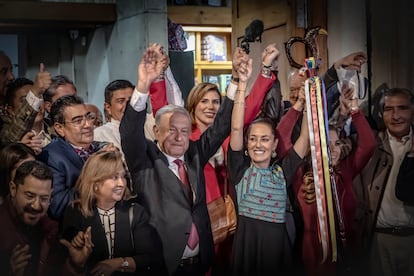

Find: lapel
184;152;200;203
56;138;84;170
113;204;131;256
89;209;110;260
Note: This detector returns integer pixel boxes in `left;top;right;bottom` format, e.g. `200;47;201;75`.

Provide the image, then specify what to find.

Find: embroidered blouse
236;164;287;223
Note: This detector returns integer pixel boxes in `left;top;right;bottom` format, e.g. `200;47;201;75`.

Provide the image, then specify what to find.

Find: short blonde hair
73;151;133;217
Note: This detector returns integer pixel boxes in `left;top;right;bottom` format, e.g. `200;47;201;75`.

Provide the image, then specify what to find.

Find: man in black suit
120;44;243;275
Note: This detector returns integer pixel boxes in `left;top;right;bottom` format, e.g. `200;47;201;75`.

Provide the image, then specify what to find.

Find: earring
272;151;277;158
244;150;248;156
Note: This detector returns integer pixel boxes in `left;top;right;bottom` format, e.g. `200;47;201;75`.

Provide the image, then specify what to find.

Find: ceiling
0;0;117;33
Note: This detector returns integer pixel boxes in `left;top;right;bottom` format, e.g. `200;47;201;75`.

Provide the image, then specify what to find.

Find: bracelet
350;106;359;115
155;71;165;82
236;90;246;92
231;76;239;83
261;67;272;78
262;63;272;68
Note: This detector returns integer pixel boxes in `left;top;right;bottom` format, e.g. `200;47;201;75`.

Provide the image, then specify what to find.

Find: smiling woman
60;151;166;275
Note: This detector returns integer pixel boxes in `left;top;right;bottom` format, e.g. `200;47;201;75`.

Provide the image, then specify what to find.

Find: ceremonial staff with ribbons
303;57;347;263
284;27;346;264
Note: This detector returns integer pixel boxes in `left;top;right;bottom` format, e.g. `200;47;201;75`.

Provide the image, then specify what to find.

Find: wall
231;0;294;97
85;0;167;113
17;0;167;117
0;35;18;74
327;0;414;115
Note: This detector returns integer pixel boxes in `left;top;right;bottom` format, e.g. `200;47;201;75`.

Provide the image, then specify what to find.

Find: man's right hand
32;63;52;97
10;244;31;276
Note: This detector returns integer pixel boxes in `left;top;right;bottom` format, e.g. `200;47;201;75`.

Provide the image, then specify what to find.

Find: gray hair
378;87;414;114
154;104;191;127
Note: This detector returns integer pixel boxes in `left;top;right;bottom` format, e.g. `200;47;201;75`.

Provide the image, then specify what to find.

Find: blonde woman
60;151;165;275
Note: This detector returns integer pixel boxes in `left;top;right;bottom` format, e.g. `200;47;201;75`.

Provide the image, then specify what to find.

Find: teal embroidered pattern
236;164;287;223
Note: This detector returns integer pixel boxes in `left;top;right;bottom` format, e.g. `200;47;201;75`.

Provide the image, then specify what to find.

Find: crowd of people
0;41;413;276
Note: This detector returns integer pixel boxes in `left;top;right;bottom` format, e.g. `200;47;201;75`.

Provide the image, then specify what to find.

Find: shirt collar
387;127;412;144
165;153;184;165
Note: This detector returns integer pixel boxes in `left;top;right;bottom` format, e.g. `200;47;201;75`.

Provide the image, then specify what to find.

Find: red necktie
174;159;199;250
174;159;191;193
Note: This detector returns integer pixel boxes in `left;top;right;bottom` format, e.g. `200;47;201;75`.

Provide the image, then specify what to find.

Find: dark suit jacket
120;98;233;275
61;200;166;275
37;137;105;221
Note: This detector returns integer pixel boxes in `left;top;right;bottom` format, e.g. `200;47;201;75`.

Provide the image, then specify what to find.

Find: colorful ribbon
304;57;338;263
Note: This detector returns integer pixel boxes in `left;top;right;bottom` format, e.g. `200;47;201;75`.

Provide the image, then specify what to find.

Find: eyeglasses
63;112;97;127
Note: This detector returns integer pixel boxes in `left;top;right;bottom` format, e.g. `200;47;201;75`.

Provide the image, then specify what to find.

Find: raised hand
292;81;307;112
232;47;249;80
301;171;316;204
10;244;31;276
339;84;358;115
137;43;166;93
32;63;52;97
238;57;253;83
60;226;94;269
334;51;367;72
262;43;280;70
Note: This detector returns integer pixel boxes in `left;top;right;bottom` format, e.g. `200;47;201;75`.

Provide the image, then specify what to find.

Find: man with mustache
0;160;62;275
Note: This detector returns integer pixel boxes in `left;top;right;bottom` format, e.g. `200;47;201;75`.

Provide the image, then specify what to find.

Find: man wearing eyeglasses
0;160;64;275
37;95;115;221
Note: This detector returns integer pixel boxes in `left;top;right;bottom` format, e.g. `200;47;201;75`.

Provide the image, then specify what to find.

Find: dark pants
173;256;203;276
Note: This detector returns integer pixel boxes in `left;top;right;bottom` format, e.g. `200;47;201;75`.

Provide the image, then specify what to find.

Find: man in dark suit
37;95;113;221
120;44;240;275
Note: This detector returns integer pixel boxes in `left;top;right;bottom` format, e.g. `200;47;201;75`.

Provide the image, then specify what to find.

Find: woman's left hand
238;56;253;83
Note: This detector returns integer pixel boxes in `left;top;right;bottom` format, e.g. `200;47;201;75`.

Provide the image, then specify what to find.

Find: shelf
183;26;232;91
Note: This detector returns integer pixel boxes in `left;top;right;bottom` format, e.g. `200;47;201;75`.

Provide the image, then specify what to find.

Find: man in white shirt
94;79;135;155
355;87;414;276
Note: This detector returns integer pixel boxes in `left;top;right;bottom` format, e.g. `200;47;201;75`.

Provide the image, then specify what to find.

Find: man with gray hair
354;87;414;275
120;43;241;275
